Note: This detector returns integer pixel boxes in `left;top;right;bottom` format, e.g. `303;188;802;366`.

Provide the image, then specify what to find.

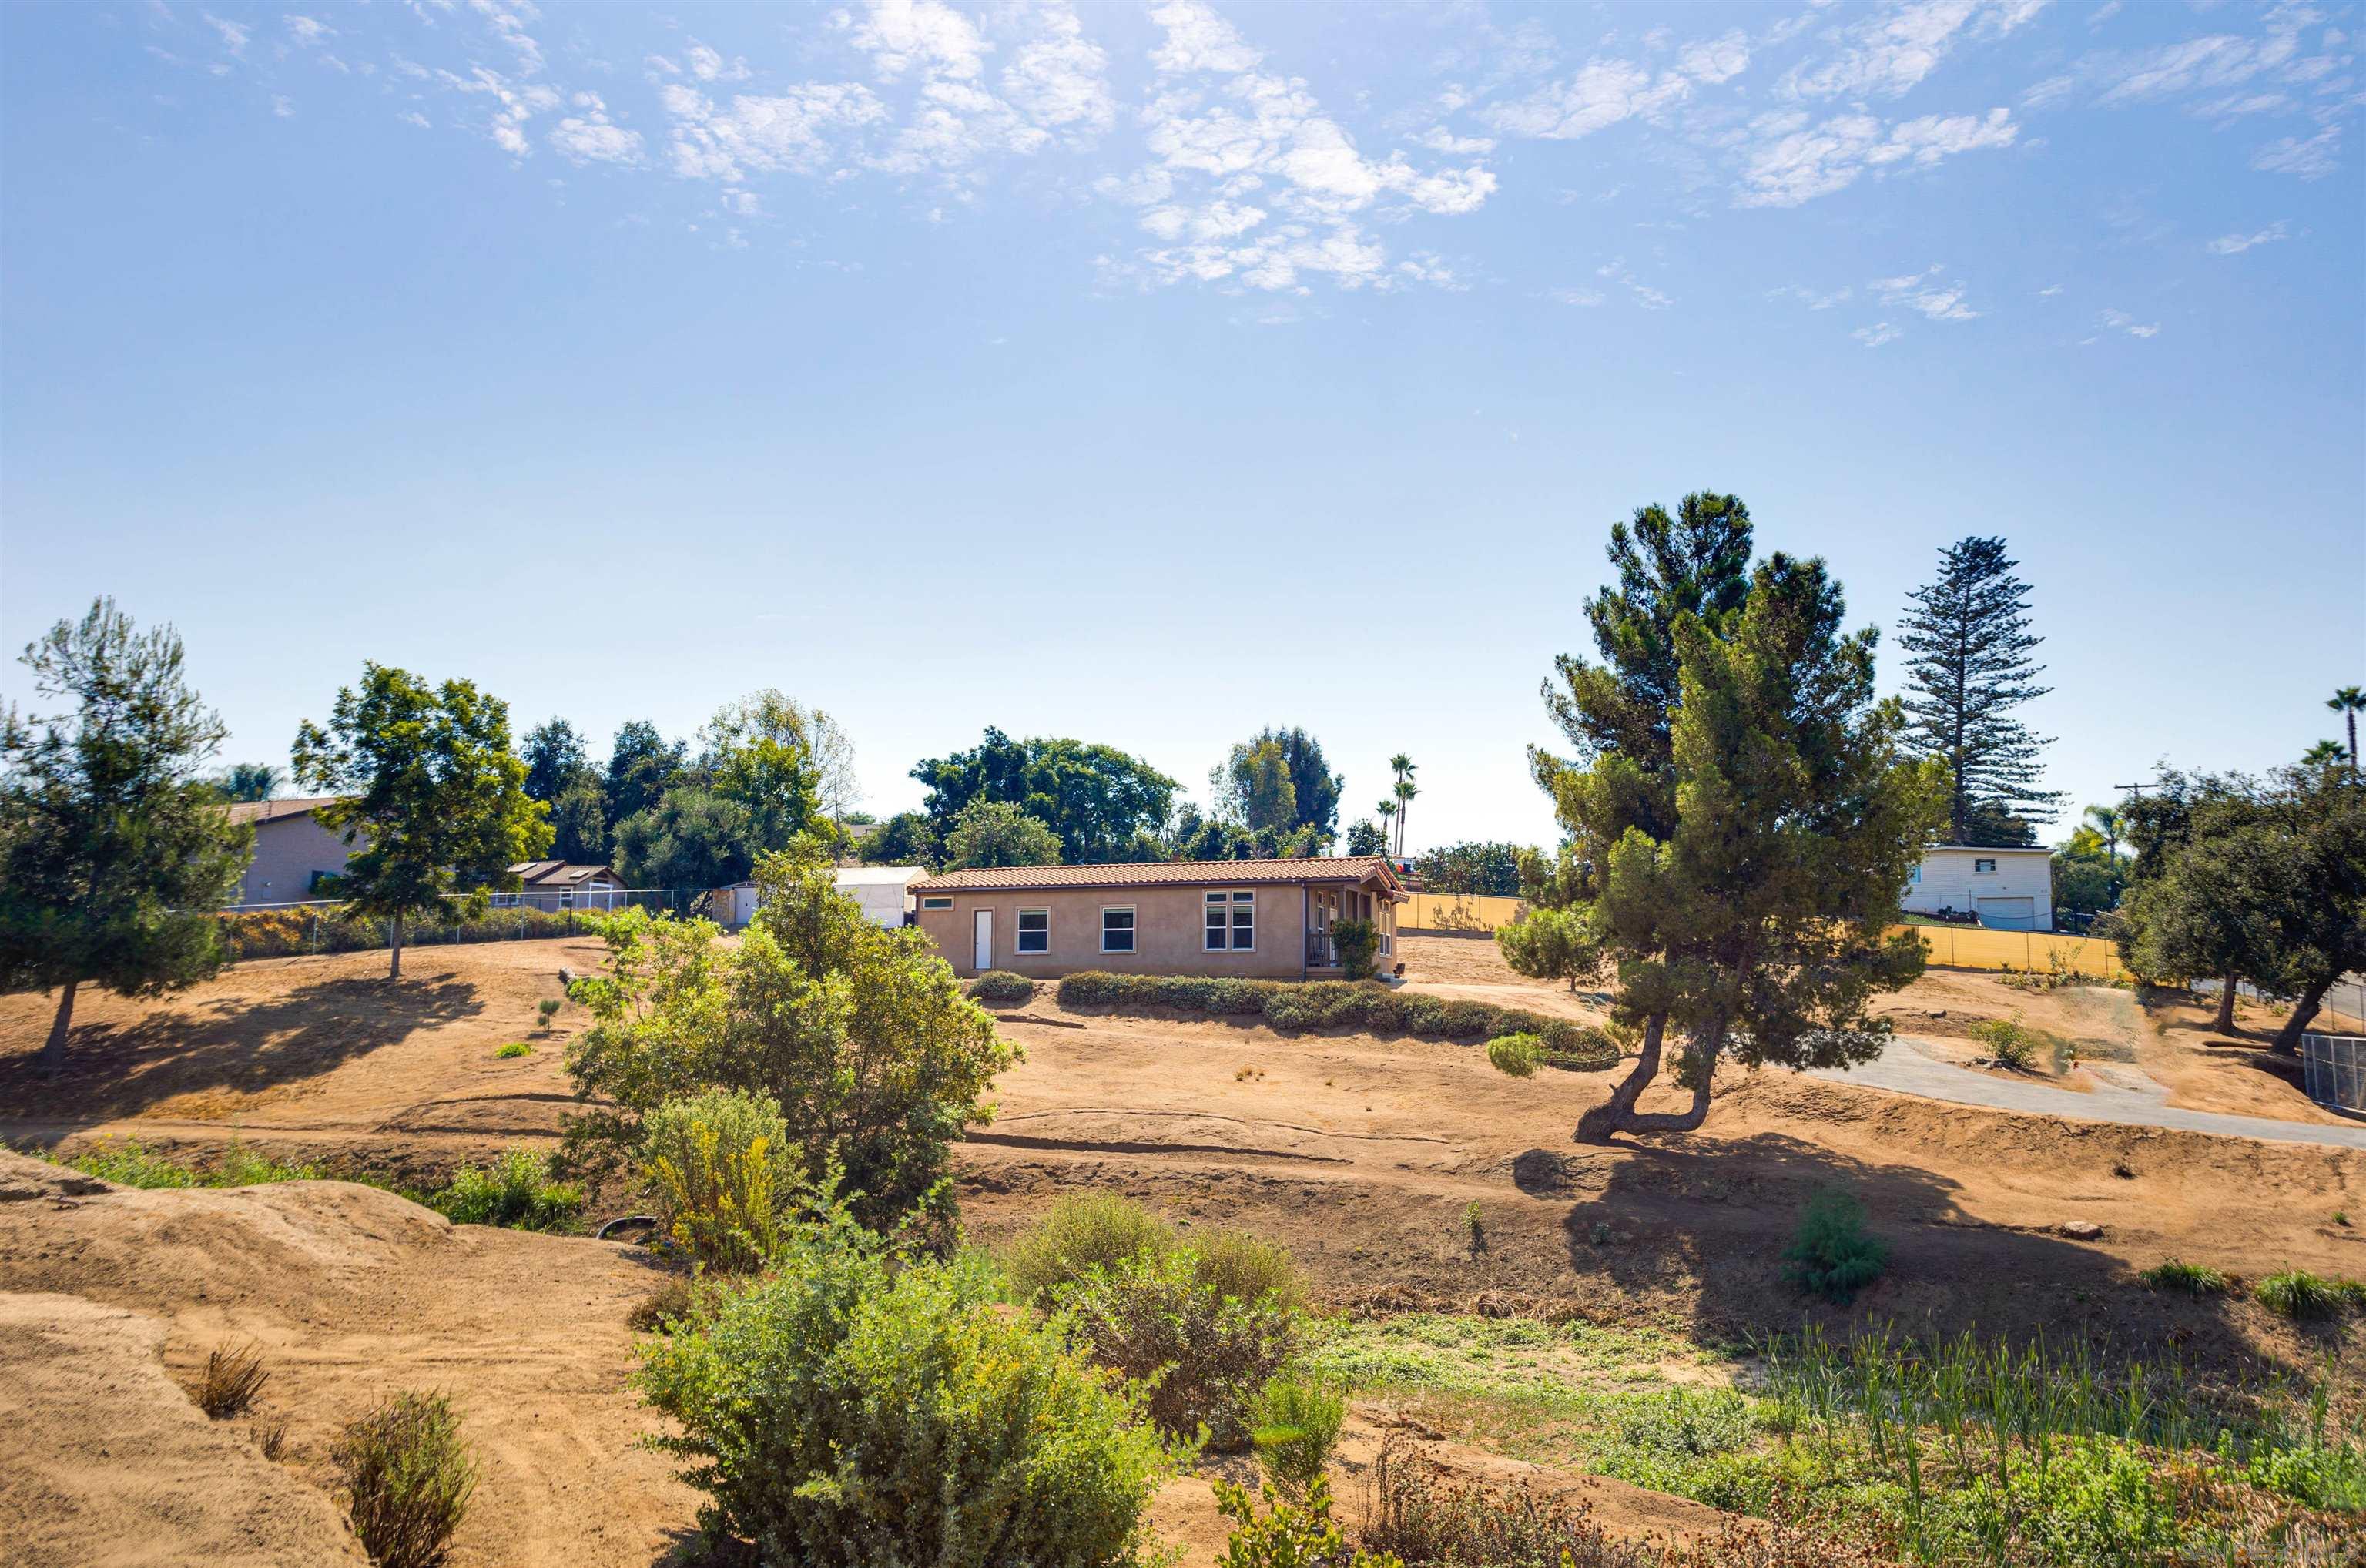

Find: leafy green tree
610;702;826;891
2329;686;2364;780
565;840;1016;1228
522;719;606;862
942;798;1063;870
858;809;939;869
0;599;254;1074
1213;739;1298;834
2250;766;2366;1050
210;762;283;802
912;729;1177;864
1520;538;1947;1140
2116;772;2277;1033
1898;537;2062;846
702;690;860;827
613;784;751;893
604;719;685;829
292;664;552;980
2051;828;2129;925
1418;841;1530;897
1494;906;1597;992
521;719;589;806
1342;817;1388;857
1534;493;1755;843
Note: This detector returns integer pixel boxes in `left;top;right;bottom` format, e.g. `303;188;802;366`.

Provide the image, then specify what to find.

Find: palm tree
1374;799;1396;856
2304;739;2349;769
1388;753;1418;858
2081;803;2120;862
2328;686;2364;779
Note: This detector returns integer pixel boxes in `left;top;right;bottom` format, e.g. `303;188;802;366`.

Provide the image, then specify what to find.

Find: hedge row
1054;972;1620;1067
214;903;615;960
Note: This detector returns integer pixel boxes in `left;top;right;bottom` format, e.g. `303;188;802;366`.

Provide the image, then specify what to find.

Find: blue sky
2;0;2360;854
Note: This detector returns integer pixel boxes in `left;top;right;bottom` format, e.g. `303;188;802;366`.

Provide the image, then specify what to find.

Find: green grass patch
493;1040;534;1060
2140;1258;2229;1295
45;1137;323;1189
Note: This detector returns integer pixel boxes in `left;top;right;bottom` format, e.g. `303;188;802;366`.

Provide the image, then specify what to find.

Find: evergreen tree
605;719;685;830
521;718;590;806
1;600;254;1074
1211;726;1342;847
942;799;1063;870
1898;537;2062;845
293;665;553;980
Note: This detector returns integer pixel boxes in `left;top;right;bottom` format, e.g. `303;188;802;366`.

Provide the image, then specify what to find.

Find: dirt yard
2;934;2360;1566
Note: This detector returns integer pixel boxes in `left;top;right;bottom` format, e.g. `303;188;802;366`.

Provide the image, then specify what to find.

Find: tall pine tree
1897;536;2061;846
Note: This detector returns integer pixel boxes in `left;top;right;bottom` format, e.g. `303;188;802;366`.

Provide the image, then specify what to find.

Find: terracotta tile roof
224;796;344;826
912;856;1405;897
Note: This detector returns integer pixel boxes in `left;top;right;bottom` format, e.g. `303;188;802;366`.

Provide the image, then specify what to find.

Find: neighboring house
910;856;1407;980
226;797;357;906
499;860;627;912
720;866;929;930
1904;846;2055;932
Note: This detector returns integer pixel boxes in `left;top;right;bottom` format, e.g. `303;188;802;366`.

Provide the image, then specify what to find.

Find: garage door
1976;897;2036;931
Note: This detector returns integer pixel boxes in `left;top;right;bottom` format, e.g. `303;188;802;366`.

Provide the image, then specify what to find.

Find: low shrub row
969;969;1037;1005
213;902;622;961
1055;972;1619;1065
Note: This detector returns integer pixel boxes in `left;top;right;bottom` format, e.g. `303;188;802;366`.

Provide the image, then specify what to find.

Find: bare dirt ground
2;934;2361;1566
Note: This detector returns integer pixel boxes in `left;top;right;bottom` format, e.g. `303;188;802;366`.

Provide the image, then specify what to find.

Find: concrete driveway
1807;1037;2366;1151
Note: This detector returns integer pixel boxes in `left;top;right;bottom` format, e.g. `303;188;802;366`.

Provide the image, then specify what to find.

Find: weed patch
335;1390;478;1568
194;1340;269;1419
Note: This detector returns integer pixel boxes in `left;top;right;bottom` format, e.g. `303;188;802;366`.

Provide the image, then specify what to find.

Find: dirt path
1808;1037;2366;1150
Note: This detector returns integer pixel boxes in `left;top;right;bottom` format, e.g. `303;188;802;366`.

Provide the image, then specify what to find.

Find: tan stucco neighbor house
226;797;357;906
911;856;1407;980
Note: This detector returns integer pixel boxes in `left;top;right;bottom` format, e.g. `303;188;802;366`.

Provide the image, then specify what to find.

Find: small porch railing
1306;932;1339;968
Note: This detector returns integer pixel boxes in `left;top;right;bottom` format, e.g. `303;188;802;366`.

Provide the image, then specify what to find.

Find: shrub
1054;972;1618;1067
1331;918;1380;980
1001;1193;1177;1305
1969;1014;2040;1070
1366;1436;1645;1567
64;1137;320;1189
1248;1376;1346;1499
335;1390;479;1568
195;1340;269;1419
635;1212;1171;1566
1612;1388;1757;1459
1191;1228;1306;1315
1215;1477;1399;1568
2256;1268;2351;1320
427;1148;583;1232
640;1087;798;1274
1781;1189;1887;1305
565;849;1016;1231
969;969;1037;1005
1054;1248;1298;1449
493;1040;532;1060
2140;1258;2229;1295
1487;1032;1544;1077
536;998;561;1027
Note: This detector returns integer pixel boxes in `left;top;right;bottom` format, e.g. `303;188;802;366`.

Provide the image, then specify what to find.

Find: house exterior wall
916;881;1322;979
1902;848;2053;931
236;813;358;906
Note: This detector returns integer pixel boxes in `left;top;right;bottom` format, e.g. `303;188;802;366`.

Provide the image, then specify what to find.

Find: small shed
723;866;929;930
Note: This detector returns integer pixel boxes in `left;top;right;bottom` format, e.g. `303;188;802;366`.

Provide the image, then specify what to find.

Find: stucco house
1904;845;2054;931
226;797;357;906
910;856;1407;980
720;866;930;930
500;860;627;911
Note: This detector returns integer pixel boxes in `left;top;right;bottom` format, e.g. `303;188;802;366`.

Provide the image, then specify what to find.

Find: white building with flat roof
722;866;928;930
1903;845;2053;931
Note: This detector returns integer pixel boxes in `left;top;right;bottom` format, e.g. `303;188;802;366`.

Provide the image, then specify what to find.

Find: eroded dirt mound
0;1290;366;1568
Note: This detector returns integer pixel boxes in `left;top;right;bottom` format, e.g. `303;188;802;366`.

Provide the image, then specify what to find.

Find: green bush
635;1212;1171;1566
640;1088;799;1274
494;1040;532;1060
1781;1189;1887;1304
970;970;1037;1005
1332;918;1381;980
1001;1193;1178;1305
1053;1248;1299;1450
1249;1376;1346;1499
1486;1033;1544;1077
1612;1388;1758;1459
2256;1268;2352;1320
1191;1229;1306;1315
1969;1014;2041;1071
1215;1477;1399;1568
59;1137;321;1189
334;1390;479;1568
2139;1258;2229;1295
1054;972;1617;1066
427;1148;583;1232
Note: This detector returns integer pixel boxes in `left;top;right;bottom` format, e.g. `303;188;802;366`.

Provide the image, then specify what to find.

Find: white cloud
285;15;333;45
1872;264;1979;319
684;43;749;83
465;0;545;75
2207;219;2291;253
1854;321;1904;347
399;109;432;129
847;0;988;82
550;90;644;164
1409;125;1496;156
2099;307;2159;338
434;63;562;156
662;82;887;179
998;1;1113;142
1782;0;2049;101
271;94;294;118
1148;0;1262;75
1595;256;1674;310
1734;106;2018;206
1548;286;1607;307
201;12;249;54
1482;57;1690;139
1677;30;1751;86
1769;283;1853;310
2253;123;2342;177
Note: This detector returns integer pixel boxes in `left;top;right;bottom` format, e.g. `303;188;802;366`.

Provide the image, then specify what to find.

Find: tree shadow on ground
1521;1128;2290;1388
0;977;483;1124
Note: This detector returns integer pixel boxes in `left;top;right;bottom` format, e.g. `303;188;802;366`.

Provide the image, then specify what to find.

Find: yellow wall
1898;923;2130;980
1397;893;1527;933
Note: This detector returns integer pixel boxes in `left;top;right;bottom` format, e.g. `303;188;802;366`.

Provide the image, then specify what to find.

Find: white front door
973;908;994;970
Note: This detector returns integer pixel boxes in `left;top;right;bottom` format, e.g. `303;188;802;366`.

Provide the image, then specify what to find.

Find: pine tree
1897;537;2062;845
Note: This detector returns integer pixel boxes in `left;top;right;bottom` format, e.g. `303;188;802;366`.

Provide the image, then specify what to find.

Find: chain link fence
2301;1034;2366;1114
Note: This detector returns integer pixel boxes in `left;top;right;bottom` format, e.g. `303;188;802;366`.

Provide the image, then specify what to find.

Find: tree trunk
40;980;78;1076
2270;977;2334;1057
388;913;404;982
1573;1016;1718;1142
2213;973;2239;1034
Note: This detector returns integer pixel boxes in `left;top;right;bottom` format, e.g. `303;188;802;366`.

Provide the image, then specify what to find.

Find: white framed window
1380;932;1393;957
1101;906;1136;953
493;892;518;909
1974;858;1996;875
1204;890;1255;951
559;887;574;906
1016;908;1050;954
921;896;953;910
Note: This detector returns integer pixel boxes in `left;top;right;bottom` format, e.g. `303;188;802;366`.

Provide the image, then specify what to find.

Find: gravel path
1809;1037;2366;1151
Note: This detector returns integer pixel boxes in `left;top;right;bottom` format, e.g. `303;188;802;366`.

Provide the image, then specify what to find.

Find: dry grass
193;1340;269;1419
